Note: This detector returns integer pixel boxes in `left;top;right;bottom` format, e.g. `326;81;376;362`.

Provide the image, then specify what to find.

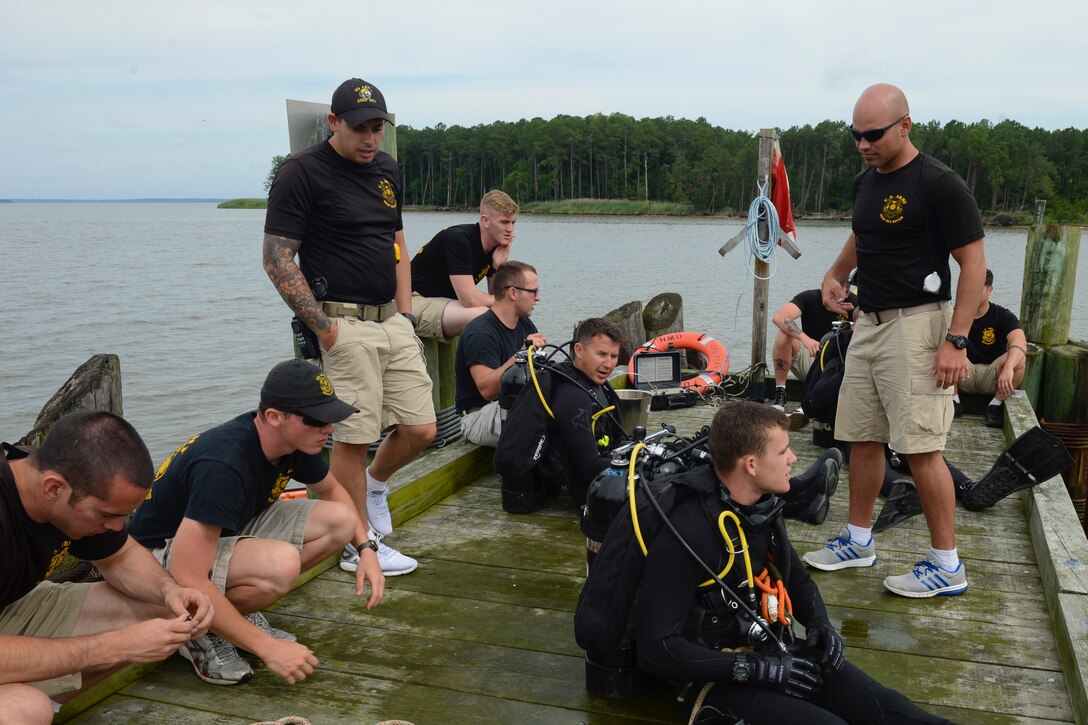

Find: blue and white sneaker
802;527;877;571
883;559;968;598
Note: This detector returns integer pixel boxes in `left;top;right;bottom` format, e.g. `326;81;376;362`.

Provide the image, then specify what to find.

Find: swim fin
872;478;924;533
961;426;1073;511
784;447;843;525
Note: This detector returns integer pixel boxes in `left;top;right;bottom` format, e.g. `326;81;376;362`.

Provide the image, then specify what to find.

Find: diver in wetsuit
636;402;951;724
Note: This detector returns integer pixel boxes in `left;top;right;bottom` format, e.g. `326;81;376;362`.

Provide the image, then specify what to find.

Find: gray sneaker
178;634;253;685
802;527;877;571
246;611;296;642
884;559;968;598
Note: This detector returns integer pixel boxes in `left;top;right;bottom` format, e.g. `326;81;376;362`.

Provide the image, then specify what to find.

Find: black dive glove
731;652;822;698
805;622;846;675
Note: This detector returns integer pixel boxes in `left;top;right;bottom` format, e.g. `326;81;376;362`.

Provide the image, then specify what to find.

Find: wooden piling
19;354;124;446
749;129;776;401
604;300;647;363
1020;224;1081;346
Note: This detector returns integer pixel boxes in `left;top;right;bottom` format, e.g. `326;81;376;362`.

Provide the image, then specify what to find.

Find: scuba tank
582;426;709;567
497;348;551;514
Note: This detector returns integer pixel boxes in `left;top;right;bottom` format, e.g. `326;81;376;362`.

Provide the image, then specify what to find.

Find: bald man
802;84;987;599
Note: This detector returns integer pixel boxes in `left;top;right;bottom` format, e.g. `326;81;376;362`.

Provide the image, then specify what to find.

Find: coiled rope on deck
745;180;780;280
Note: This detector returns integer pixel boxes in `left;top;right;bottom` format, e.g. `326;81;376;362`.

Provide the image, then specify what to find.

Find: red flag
771;139;796;245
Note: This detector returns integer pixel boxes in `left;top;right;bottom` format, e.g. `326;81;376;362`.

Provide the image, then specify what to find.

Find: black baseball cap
260;360;358;424
331;78;394;128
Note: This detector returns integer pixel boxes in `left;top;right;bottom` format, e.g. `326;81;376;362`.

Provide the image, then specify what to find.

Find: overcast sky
3;0;1084;199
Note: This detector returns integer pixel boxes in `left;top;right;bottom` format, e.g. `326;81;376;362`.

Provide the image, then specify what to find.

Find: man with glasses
128;360;386;686
263;77;433;579
454;260;547;447
803;84;987;599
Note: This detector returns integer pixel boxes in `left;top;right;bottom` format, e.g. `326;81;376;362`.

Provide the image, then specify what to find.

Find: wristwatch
732;659;752;683
945;333;969;350
356;539;379;553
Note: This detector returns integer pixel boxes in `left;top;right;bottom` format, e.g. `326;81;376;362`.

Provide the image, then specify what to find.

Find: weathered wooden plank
318;554;583;612
387;440;494;528
66;696;250;724
120;657;665;725
850;648;1072;721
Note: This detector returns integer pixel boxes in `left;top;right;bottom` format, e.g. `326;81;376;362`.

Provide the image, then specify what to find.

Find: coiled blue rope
745;180;779;280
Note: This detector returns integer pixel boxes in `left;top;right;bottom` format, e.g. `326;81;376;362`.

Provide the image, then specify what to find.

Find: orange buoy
628;332;730;393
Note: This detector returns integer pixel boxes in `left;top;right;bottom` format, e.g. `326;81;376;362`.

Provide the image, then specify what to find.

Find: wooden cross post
748;129;777;401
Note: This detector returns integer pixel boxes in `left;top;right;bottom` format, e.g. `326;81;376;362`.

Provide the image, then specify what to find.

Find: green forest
268;114;1088;222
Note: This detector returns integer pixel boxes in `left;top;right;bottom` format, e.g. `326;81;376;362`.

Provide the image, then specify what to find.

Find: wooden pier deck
63;394;1083;724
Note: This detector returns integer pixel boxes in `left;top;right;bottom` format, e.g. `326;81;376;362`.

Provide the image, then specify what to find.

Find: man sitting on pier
770;286;856;415
128;360;385;687
0;412;213;724
410;189;518;340
634;403;951;724
953;269;1027;427
455;260;547;447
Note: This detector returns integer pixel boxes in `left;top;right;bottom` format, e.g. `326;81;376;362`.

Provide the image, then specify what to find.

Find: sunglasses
848;115;906;143
510;286;539;296
290;412;329;428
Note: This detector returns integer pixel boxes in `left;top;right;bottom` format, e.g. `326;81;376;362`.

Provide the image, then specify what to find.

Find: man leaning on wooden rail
0;412;214;725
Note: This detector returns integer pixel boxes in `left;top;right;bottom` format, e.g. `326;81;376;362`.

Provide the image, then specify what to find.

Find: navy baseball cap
260;360;358;424
331;78;394;127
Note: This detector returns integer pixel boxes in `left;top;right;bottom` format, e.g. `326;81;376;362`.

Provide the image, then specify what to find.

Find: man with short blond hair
411;189;520;340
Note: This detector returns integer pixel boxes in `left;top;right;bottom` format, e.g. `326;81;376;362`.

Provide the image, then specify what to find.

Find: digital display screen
633;351;683;389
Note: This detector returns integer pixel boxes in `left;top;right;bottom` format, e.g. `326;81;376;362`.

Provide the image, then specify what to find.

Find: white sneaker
340;538;418;576
367;484;393;535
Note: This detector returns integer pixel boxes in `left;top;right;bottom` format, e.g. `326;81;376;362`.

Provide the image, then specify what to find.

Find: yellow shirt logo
881;194;907;224
268;470;294;503
981;327;996;346
379;179;397;209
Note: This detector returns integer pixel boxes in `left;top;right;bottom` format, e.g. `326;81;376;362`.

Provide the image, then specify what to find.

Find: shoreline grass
217;198;267;209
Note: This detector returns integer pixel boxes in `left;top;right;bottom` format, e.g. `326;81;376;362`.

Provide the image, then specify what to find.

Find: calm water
3;203;1085;464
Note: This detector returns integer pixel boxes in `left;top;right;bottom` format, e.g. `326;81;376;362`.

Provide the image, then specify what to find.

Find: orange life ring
627;332;730;393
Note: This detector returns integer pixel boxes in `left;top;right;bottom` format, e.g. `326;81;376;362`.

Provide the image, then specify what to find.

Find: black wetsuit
548;363;626;506
636;467;952;724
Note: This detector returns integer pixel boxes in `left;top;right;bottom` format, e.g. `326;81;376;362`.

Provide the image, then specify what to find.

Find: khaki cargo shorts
958;359;1000;395
411;292;454;342
320;314;436;444
0;581;91;696
834;304;954;454
791;344;814;382
153;499;316;592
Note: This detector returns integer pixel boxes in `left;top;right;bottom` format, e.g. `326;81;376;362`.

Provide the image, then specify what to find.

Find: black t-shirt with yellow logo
411;222;495;299
967;302;1021;365
0;444;127;608
265;142;404;306
851;153;984;312
128;413;327;550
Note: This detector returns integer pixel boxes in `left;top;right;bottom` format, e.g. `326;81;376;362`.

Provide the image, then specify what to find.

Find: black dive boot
783;448;843;524
873;479;924;533
961;426;1073;511
874;460;972;533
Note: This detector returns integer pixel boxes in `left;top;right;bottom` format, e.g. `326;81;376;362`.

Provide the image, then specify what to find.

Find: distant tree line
267;115;1088;222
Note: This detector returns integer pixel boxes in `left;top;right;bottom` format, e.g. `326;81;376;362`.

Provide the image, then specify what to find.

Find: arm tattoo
784;318;802;337
262;233;331;333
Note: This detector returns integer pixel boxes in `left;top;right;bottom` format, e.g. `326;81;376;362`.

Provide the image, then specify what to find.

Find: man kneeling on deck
128;360;385;686
0;412;214;724
635;403;950;724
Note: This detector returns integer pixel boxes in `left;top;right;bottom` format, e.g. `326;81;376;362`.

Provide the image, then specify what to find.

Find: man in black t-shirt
0;412;212;722
771;287;857;411
804;84;987;600
455;260;547;447
411;189;518;340
129;360;386;688
264;78;434;576
955;269;1027;427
